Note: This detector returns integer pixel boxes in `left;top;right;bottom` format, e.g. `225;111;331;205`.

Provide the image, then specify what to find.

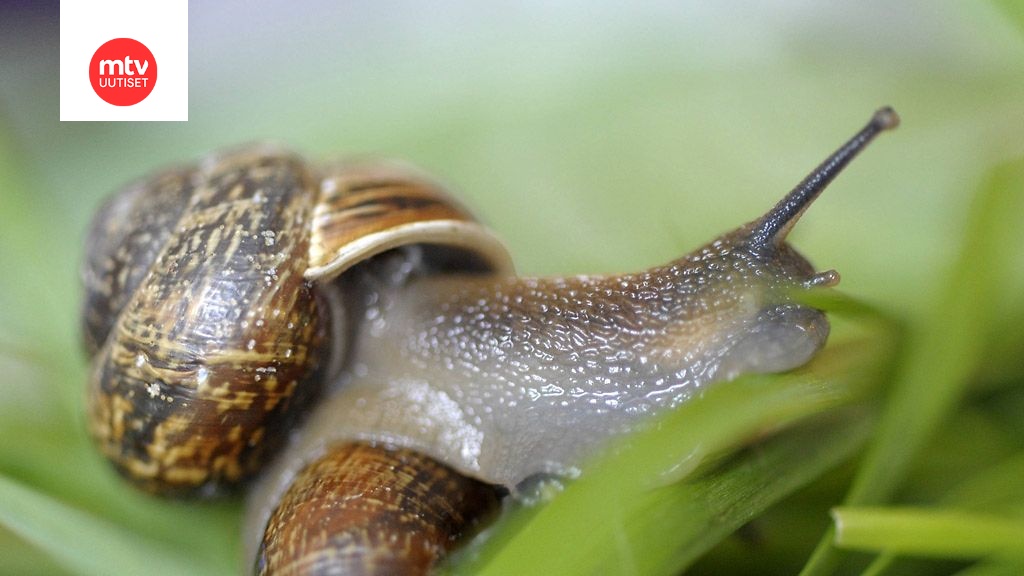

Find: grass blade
952;559;1024;576
860;450;1024;576
800;158;1024;576
833;507;1024;559
0;474;223;576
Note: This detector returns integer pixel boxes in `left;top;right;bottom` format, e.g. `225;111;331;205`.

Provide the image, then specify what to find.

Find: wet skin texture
257;226;829;510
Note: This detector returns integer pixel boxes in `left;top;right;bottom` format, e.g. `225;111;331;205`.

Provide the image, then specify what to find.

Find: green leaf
860;449;1024;576
800;158;1024;576
0;474;223;576
833;507;1024;559
952;558;1024;576
941;450;1024;515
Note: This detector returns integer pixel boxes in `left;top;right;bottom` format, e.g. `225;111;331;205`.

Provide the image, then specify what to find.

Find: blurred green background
1;1;1022;575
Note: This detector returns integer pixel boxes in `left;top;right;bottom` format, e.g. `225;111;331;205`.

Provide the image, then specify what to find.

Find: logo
89;38;157;106
61;0;187;121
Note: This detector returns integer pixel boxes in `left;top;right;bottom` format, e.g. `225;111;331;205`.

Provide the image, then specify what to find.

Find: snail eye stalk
750;107;899;248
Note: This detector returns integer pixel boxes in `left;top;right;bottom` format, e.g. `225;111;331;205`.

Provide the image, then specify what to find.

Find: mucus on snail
81;107;899;574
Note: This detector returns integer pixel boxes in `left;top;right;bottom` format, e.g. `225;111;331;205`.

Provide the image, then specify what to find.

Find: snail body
257;224;831;493
82;109;898;574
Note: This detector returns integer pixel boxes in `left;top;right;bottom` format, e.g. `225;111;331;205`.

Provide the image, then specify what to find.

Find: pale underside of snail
81;108;898;575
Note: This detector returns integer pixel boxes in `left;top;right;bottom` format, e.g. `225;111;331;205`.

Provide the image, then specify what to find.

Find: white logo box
60;0;188;121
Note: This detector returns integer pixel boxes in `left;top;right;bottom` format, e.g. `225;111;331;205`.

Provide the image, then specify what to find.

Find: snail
81;108;898;575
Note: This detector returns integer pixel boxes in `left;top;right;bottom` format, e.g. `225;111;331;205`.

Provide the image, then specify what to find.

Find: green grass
832;507;1024;559
799;158;1024;576
0;475;222;576
2;2;1024;575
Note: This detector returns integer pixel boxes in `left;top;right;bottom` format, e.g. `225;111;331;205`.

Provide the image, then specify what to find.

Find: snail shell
82;145;511;495
254;442;500;575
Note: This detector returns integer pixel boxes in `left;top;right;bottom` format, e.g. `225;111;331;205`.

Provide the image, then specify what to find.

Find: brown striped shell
255;442;500;575
82;145;512;495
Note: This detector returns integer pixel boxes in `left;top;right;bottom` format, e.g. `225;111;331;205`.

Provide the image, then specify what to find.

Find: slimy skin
265;226;829;488
245;108;899;572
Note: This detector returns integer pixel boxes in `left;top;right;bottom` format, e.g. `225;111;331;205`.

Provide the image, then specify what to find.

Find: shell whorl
255;442;500;576
81;166;195;356
82;146;514;496
308;158;514;281
85;147;329;494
